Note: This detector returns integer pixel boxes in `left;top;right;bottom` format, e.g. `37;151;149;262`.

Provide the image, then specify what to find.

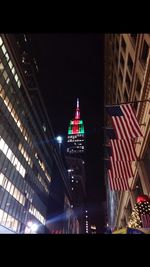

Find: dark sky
30;34;106;232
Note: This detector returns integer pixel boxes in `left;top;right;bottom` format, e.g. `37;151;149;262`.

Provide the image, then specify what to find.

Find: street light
56;136;63;152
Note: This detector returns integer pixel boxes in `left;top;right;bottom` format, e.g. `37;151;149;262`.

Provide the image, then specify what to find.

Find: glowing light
56;136;63;144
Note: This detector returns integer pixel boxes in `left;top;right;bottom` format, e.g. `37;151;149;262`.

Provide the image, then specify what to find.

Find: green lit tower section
67;98;85;156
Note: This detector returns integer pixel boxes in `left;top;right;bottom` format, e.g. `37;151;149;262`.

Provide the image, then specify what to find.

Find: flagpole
104;98;150;107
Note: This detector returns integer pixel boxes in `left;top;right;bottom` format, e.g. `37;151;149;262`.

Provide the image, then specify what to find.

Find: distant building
104;34;150;230
66;98;87;233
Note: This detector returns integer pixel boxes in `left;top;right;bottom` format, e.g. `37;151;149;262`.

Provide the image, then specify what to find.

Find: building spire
75;98;80;119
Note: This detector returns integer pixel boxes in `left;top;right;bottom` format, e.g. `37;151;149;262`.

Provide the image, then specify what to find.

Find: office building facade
104;34;150;230
0;34;72;233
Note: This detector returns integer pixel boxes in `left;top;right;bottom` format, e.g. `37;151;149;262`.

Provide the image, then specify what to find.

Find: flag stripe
110;156;133;179
110;139;137;162
108;169;129;191
121;104;138;138
122;104;143;137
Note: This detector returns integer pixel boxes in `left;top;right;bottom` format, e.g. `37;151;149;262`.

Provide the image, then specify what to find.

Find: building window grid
0;80;30;226
0;208;20;232
0;55;33;150
0;38;21;89
0;37;47;230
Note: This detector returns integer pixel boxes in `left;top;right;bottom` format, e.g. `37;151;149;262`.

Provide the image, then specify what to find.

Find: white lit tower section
67;98;85;158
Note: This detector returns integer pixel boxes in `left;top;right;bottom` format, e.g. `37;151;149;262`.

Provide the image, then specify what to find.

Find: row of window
37;173;49;193
35;152;51;183
18;143;33;168
0;85;32;147
0;136;26;178
0;172;26;205
0;208;19;232
68;134;84;139
67;139;84;143
29;204;45;224
0;36;21;88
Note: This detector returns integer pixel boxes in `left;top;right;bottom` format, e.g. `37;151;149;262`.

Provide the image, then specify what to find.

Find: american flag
110;156;133;179
110;138;137;162
108;169;129;191
141;214;150;228
106;104;143;139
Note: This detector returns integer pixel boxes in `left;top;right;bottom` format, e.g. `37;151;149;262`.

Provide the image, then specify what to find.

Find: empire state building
67;98;85;158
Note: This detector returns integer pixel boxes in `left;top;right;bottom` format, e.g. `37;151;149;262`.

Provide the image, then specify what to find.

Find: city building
0;34;72;233
66;98;87;233
104;34;150;230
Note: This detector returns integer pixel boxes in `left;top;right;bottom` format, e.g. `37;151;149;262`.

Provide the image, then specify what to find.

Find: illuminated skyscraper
66;98;87;233
67;98;85;157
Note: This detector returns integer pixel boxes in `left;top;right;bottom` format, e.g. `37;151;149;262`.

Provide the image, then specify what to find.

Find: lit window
6;149;14;161
17;80;21;88
6;180;11;192
3;70;8;81
3;142;8;155
15;74;18;82
12;67;15;75
1;44;6;55
8;60;13;69
6;78;10;84
0;62;4;70
0;37;3;46
0;138;5;151
5;53;9;61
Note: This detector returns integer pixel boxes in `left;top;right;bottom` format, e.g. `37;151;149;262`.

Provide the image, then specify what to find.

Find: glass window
119;69;123;86
6;148;14;161
2;211;7;225
0;37;3;46
0;209;4;221
127;53;133;73
12;67;15;75
126;72;131;90
8;60;13;70
121;37;126;53
1;45;6;55
120;53;124;69
141;40;149;66
0;62;4;71
15;74;18;82
17;80;21;88
0;138;5;151
5;53;9;61
6;180;11;192
136;77;142;97
3;70;8;81
9;184;14;195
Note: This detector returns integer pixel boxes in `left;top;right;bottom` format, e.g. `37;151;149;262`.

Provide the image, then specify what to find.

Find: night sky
30;34;106;232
